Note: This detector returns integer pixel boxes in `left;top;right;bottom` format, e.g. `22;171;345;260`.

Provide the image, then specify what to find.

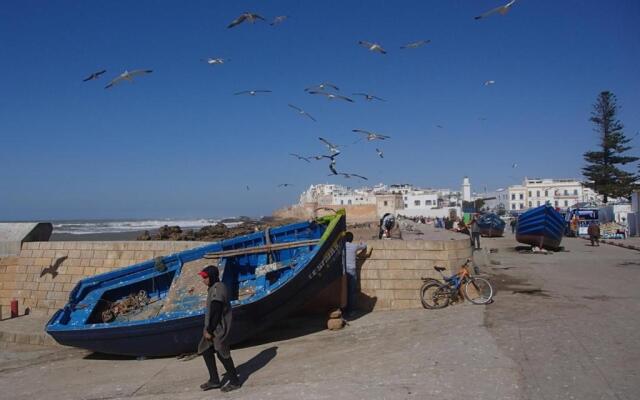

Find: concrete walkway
0;305;519;400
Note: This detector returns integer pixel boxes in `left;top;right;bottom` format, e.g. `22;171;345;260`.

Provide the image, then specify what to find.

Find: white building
482;188;509;213
462;177;471;202
402;191;439;210
508;178;600;212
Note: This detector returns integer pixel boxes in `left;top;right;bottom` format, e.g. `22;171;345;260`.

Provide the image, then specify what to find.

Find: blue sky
1;1;639;220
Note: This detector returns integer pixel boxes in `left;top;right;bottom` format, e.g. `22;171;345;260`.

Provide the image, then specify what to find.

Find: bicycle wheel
463;277;494;305
420;282;450;309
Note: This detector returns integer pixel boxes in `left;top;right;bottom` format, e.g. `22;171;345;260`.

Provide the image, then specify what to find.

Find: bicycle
420;259;494;309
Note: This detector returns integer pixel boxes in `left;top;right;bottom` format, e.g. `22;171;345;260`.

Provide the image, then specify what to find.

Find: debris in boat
102;290;151;323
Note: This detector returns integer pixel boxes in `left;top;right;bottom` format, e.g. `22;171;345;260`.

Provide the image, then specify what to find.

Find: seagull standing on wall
227;12;266;28
358;41;387;54
474;0;517;20
104;69;153;89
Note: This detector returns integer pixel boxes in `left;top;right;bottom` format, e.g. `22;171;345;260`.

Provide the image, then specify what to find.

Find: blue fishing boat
46;211;346;357
515;205;565;249
476;213;506;237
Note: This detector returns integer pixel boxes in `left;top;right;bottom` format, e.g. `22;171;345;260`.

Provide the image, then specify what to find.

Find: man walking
587;221;600;247
469;215;481;250
197;265;241;392
343;232;367;319
510;217;517;234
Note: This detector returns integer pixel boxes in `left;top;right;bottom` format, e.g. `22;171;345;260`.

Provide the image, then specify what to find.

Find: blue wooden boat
515;205;565;249
476;213;506;237
46;211;346;357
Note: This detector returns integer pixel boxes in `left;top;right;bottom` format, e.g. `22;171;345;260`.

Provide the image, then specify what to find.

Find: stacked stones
327;308;345;330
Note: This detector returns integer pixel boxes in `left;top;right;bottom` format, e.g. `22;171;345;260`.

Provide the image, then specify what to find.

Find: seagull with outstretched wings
304;82;340;92
234;89;272;96
352;93;385;102
105;69;153;89
288;104;316;122
319;137;340;154
358;41;387;54
376;148;384;158
40;256;68;279
474;0;517;20
227;12;266;28
353;129;391;141
83;70;106;82
338;173;368;181
307;91;354;102
400;40;431;49
484;80;496;86
278;183;294;187
270;15;288;26
289;153;311;163
201;58;229;65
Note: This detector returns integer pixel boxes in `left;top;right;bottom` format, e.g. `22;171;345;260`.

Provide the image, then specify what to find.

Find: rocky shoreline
136;216;301;241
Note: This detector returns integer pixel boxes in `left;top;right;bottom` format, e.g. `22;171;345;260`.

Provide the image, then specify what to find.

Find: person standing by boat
343;232;367;319
469;215;481;250
197;265;241;392
510;217;517;234
587;221;600;247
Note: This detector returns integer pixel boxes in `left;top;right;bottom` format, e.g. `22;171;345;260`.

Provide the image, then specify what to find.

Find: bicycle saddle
433;266;446;272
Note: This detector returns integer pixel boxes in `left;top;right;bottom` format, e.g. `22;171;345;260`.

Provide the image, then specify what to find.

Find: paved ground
1;231;639;399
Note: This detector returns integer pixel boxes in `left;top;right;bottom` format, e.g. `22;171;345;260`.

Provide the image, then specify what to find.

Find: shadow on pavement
236;346;278;385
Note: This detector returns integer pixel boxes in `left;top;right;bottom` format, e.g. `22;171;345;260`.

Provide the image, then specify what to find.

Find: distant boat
46;211;347;357
516;205;565;249
477;213;505;237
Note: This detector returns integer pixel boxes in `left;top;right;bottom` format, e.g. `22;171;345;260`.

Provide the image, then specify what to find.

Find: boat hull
477;213;506;237
515;205;565;250
46;213;346;357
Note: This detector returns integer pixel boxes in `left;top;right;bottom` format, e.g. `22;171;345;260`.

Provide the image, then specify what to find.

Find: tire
463;277;494;305
420;282;450;309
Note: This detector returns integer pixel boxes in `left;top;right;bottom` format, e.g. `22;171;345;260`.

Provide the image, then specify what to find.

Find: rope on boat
101;290;151;323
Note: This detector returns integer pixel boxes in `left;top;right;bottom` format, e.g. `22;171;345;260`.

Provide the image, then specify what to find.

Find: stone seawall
0;241;207;317
357;238;472;310
0;235;472;318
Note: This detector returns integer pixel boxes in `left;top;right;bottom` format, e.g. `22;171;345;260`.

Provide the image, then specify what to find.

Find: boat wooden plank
204;239;320;259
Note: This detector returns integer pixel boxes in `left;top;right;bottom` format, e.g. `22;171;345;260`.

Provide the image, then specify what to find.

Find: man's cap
198;271;209;278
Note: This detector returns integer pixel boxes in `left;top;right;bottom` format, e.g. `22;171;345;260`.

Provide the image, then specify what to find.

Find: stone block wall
0;241;208;317
357;238;472;310
0;236;472;318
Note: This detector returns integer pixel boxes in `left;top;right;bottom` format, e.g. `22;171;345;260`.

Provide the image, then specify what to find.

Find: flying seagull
234;89;272;96
484;80;496;86
319;137;340;154
436;125;444;129
83;70;106;82
304;82;340;92
352;93;386;102
475;0;517;20
307;91;354;102
278;183;294;187
353;129;391;141
201;57;229;65
512;163;518;168
328;159;338;175
376;148;384;158
246;185;250;191
289;153;311;163
288;104;316;122
40;256;68;279
400;40;431;49
338;173;368;181
358;41;387;54
104;69;153;89
227;12;266;28
270;15;288;26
